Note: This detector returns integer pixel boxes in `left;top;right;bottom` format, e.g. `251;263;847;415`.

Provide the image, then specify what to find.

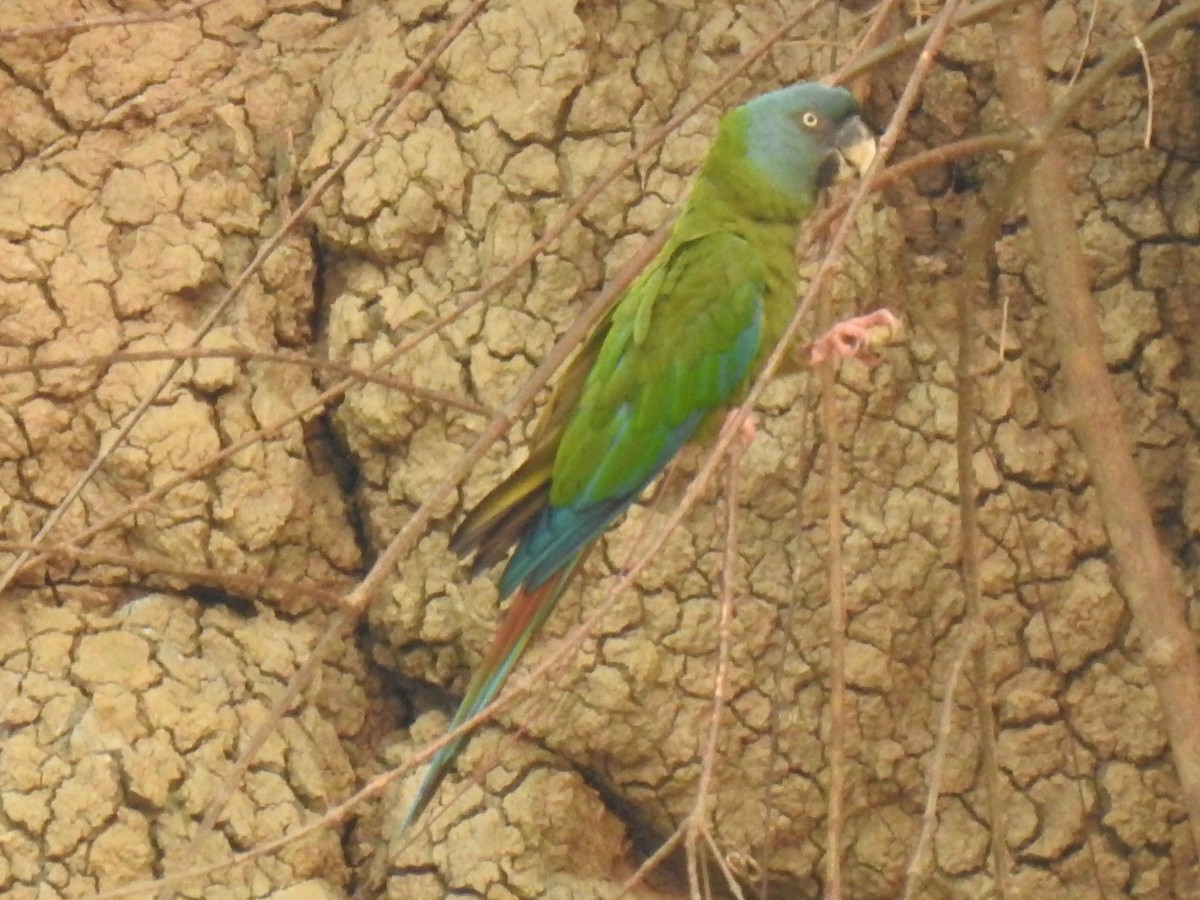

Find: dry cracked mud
1;1;1198;898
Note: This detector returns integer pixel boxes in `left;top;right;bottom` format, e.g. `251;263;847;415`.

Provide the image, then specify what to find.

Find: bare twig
0;540;345;607
903;13;1155;884
825;2;965;894
902;626;981;897
627;824;686;891
1067;0;1102;87
84;0;1142;897
0;0;222;39
144;5;493;893
166;222;666;887
3;346;493;416
817;344;847;900
1037;1;1200;139
97;743;431;900
1133;35;1155;149
635;3;962;890
10;0;836;598
836;0;904;82
898;250;1108;898
683;429;747;898
13;232;669;601
131;4;855;891
759;384;820;900
374;455;685;864
995;0;1200;853
838;0;1024;82
0;0;494;598
704;828;748;900
956;196;1013;894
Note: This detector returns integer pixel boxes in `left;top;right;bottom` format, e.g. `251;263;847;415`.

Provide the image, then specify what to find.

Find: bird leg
807;308;901;365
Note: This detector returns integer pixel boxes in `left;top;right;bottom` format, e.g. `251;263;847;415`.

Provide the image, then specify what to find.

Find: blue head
712;82;876;214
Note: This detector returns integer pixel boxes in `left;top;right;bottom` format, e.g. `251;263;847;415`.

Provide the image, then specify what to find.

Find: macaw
400;81;881;831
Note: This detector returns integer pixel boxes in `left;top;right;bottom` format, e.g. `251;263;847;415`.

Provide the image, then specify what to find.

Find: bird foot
808;308;902;366
722;409;758;444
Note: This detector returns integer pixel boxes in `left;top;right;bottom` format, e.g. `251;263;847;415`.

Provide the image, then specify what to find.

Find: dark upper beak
832;115;877;180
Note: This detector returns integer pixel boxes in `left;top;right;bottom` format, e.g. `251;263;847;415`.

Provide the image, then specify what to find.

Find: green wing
552;229;764;506
458;229;767;594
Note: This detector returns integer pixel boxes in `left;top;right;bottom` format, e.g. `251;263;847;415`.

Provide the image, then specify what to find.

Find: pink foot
808;309;901;366
722;409;758;444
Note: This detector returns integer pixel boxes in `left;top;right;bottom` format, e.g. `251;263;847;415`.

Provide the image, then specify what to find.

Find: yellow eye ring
801;111;820;128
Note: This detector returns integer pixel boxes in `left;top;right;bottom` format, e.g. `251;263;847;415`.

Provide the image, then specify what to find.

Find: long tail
398;556;583;832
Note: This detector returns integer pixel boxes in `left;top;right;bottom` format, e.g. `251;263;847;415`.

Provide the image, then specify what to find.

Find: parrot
399;81;880;832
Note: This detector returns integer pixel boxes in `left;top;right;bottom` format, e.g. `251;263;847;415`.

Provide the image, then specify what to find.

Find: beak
832;115;877;181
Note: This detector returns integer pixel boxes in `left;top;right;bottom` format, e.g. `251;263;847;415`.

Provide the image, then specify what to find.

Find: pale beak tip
838;116;877;177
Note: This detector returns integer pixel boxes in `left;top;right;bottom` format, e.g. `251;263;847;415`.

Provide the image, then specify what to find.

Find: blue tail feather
398;560;579;833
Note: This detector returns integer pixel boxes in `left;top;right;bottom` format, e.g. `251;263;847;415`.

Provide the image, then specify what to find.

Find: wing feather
552;230;764;506
499;230;765;593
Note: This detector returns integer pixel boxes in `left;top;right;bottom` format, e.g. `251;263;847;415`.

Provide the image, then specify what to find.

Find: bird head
734;82;877;210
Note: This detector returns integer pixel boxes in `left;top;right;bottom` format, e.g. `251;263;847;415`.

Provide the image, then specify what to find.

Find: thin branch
167;224;664;886
995;0;1200;855
700;432;744;815
902;625;980;898
760;380;820;900
826;1;966;894
635;2;967;891
370;465;685;867
899;288;1110;898
0;0;493;597
836;0;905;83
626;824;687;891
955;196;1012;895
144;5;492;892
1133;35;1155;149
9;0;835;597
1036;0;1200;140
818;346;847;900
684;428;747;898
1067;0;1102;88
838;0;1024;82
7;346;493;417
97;742;422;900
137;5;851;890
0;0;222;39
703;828;748;900
0;540;345;607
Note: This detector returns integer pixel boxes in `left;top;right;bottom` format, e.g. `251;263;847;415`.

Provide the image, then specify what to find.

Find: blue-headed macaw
401;81;879;831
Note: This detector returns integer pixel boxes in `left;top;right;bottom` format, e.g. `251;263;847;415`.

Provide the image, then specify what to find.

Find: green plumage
401;82;876;832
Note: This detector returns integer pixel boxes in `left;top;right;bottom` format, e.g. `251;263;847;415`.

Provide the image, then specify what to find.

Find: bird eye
801;111;820;128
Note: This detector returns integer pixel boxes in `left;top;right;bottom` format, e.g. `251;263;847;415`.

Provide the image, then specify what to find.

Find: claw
808;309;902;365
